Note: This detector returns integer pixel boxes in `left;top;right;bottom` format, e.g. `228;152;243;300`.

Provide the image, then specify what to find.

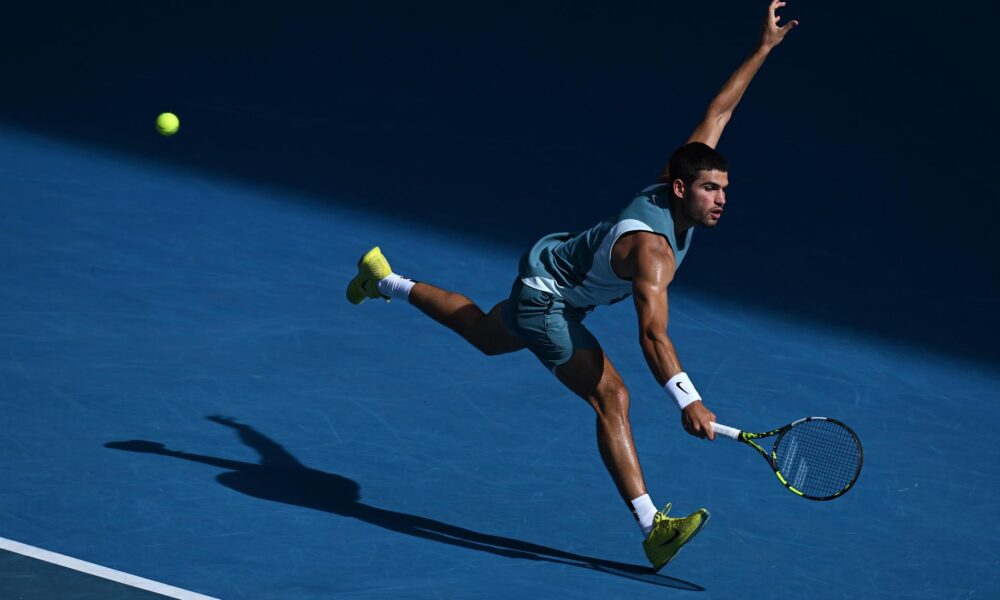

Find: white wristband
665;372;701;410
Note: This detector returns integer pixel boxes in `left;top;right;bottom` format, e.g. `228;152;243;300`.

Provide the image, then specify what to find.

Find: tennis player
348;0;798;571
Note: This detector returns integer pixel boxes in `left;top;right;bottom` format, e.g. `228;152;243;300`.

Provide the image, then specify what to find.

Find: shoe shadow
105;416;704;591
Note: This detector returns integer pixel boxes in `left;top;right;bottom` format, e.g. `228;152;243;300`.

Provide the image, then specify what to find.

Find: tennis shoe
641;503;710;571
347;246;393;304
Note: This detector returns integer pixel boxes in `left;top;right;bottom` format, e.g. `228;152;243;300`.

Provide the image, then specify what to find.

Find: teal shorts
501;279;600;372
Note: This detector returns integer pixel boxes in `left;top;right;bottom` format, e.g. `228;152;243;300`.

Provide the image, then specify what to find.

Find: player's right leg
554;347;647;504
347;246;525;356
555;348;709;571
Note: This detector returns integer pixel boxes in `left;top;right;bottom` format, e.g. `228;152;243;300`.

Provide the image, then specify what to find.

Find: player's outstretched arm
683;0;799;150
626;234;717;440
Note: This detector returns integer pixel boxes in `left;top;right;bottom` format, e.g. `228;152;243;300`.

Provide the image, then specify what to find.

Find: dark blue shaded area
2;1;997;365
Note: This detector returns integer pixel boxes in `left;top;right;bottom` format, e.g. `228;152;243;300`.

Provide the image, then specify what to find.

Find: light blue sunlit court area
1;2;997;599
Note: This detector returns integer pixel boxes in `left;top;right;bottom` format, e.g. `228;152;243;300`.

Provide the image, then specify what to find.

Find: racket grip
711;422;741;440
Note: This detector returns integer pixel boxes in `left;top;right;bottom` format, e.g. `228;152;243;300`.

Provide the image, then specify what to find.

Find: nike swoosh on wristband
675;381;689;395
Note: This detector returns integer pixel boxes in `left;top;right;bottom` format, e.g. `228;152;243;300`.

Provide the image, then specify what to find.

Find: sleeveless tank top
518;183;691;310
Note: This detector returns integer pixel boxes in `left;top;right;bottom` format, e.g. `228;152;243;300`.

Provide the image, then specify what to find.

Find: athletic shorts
501;278;600;372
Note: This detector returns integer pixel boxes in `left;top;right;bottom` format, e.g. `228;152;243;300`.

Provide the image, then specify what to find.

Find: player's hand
759;0;799;51
681;401;717;441
207;415;240;427
104;440;168;453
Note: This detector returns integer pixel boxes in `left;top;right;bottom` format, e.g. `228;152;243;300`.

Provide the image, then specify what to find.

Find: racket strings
774;420;861;499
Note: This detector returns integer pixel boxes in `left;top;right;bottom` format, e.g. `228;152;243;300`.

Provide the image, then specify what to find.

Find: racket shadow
105;416;703;591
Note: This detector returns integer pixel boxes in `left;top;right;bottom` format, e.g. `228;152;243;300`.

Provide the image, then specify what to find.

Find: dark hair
660;142;728;188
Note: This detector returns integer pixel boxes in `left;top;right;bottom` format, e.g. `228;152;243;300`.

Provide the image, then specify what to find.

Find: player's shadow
105;416;703;591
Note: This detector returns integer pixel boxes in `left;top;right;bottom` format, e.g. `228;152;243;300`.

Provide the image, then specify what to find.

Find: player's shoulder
626;230;674;260
615;231;676;281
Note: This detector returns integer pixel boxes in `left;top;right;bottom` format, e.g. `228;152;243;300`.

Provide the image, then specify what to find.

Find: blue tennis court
1;2;997;598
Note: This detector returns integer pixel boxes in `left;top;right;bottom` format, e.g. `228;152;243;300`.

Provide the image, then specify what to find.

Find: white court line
0;536;220;600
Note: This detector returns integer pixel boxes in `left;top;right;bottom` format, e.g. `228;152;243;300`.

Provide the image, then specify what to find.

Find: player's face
683;169;729;228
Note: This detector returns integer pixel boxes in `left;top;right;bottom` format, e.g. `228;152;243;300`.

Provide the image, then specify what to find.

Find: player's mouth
709;209;723;219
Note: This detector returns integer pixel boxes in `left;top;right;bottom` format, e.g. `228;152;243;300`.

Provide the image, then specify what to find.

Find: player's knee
478;342;504;356
594;386;630;420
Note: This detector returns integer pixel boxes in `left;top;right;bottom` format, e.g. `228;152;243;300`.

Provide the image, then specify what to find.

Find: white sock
631;494;658;538
377;273;416;301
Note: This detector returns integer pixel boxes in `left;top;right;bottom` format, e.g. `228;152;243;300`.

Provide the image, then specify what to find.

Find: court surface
1;127;997;599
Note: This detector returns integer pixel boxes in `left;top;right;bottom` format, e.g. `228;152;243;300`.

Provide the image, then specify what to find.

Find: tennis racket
710;417;863;501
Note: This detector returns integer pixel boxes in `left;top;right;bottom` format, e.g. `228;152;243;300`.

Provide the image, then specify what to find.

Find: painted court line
0;536;219;600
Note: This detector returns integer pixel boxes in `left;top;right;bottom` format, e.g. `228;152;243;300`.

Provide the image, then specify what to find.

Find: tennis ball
156;112;180;136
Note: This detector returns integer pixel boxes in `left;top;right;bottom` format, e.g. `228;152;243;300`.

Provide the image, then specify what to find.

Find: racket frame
715;416;863;501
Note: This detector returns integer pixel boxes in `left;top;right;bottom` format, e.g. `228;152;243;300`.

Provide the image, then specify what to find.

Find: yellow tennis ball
156;112;180;136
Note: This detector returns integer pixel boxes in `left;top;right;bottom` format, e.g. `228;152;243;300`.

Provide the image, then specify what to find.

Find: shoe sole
346;247;388;304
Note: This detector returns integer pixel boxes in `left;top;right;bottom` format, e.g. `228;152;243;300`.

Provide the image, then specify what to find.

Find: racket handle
711;422;742;440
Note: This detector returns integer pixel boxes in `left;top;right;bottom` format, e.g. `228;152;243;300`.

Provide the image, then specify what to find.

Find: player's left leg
347;246;525;356
409;283;525;356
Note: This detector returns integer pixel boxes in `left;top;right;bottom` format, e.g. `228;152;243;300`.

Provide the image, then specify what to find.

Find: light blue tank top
519;184;691;310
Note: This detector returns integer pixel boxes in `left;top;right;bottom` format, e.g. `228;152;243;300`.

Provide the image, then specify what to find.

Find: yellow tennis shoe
642;503;710;572
347;246;393;304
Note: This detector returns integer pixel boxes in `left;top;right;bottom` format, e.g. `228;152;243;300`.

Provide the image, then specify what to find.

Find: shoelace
652;503;674;526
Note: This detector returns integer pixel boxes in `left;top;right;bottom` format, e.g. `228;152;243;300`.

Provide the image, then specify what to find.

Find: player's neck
669;200;695;237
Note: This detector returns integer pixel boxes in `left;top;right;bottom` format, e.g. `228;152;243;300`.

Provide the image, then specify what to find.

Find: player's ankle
377;273;414;301
630;493;657;538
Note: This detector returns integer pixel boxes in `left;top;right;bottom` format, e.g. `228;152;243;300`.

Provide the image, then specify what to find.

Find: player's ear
672;178;686;200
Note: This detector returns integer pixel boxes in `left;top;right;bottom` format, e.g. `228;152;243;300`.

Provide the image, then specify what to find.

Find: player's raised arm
680;1;799;151
626;234;717;440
